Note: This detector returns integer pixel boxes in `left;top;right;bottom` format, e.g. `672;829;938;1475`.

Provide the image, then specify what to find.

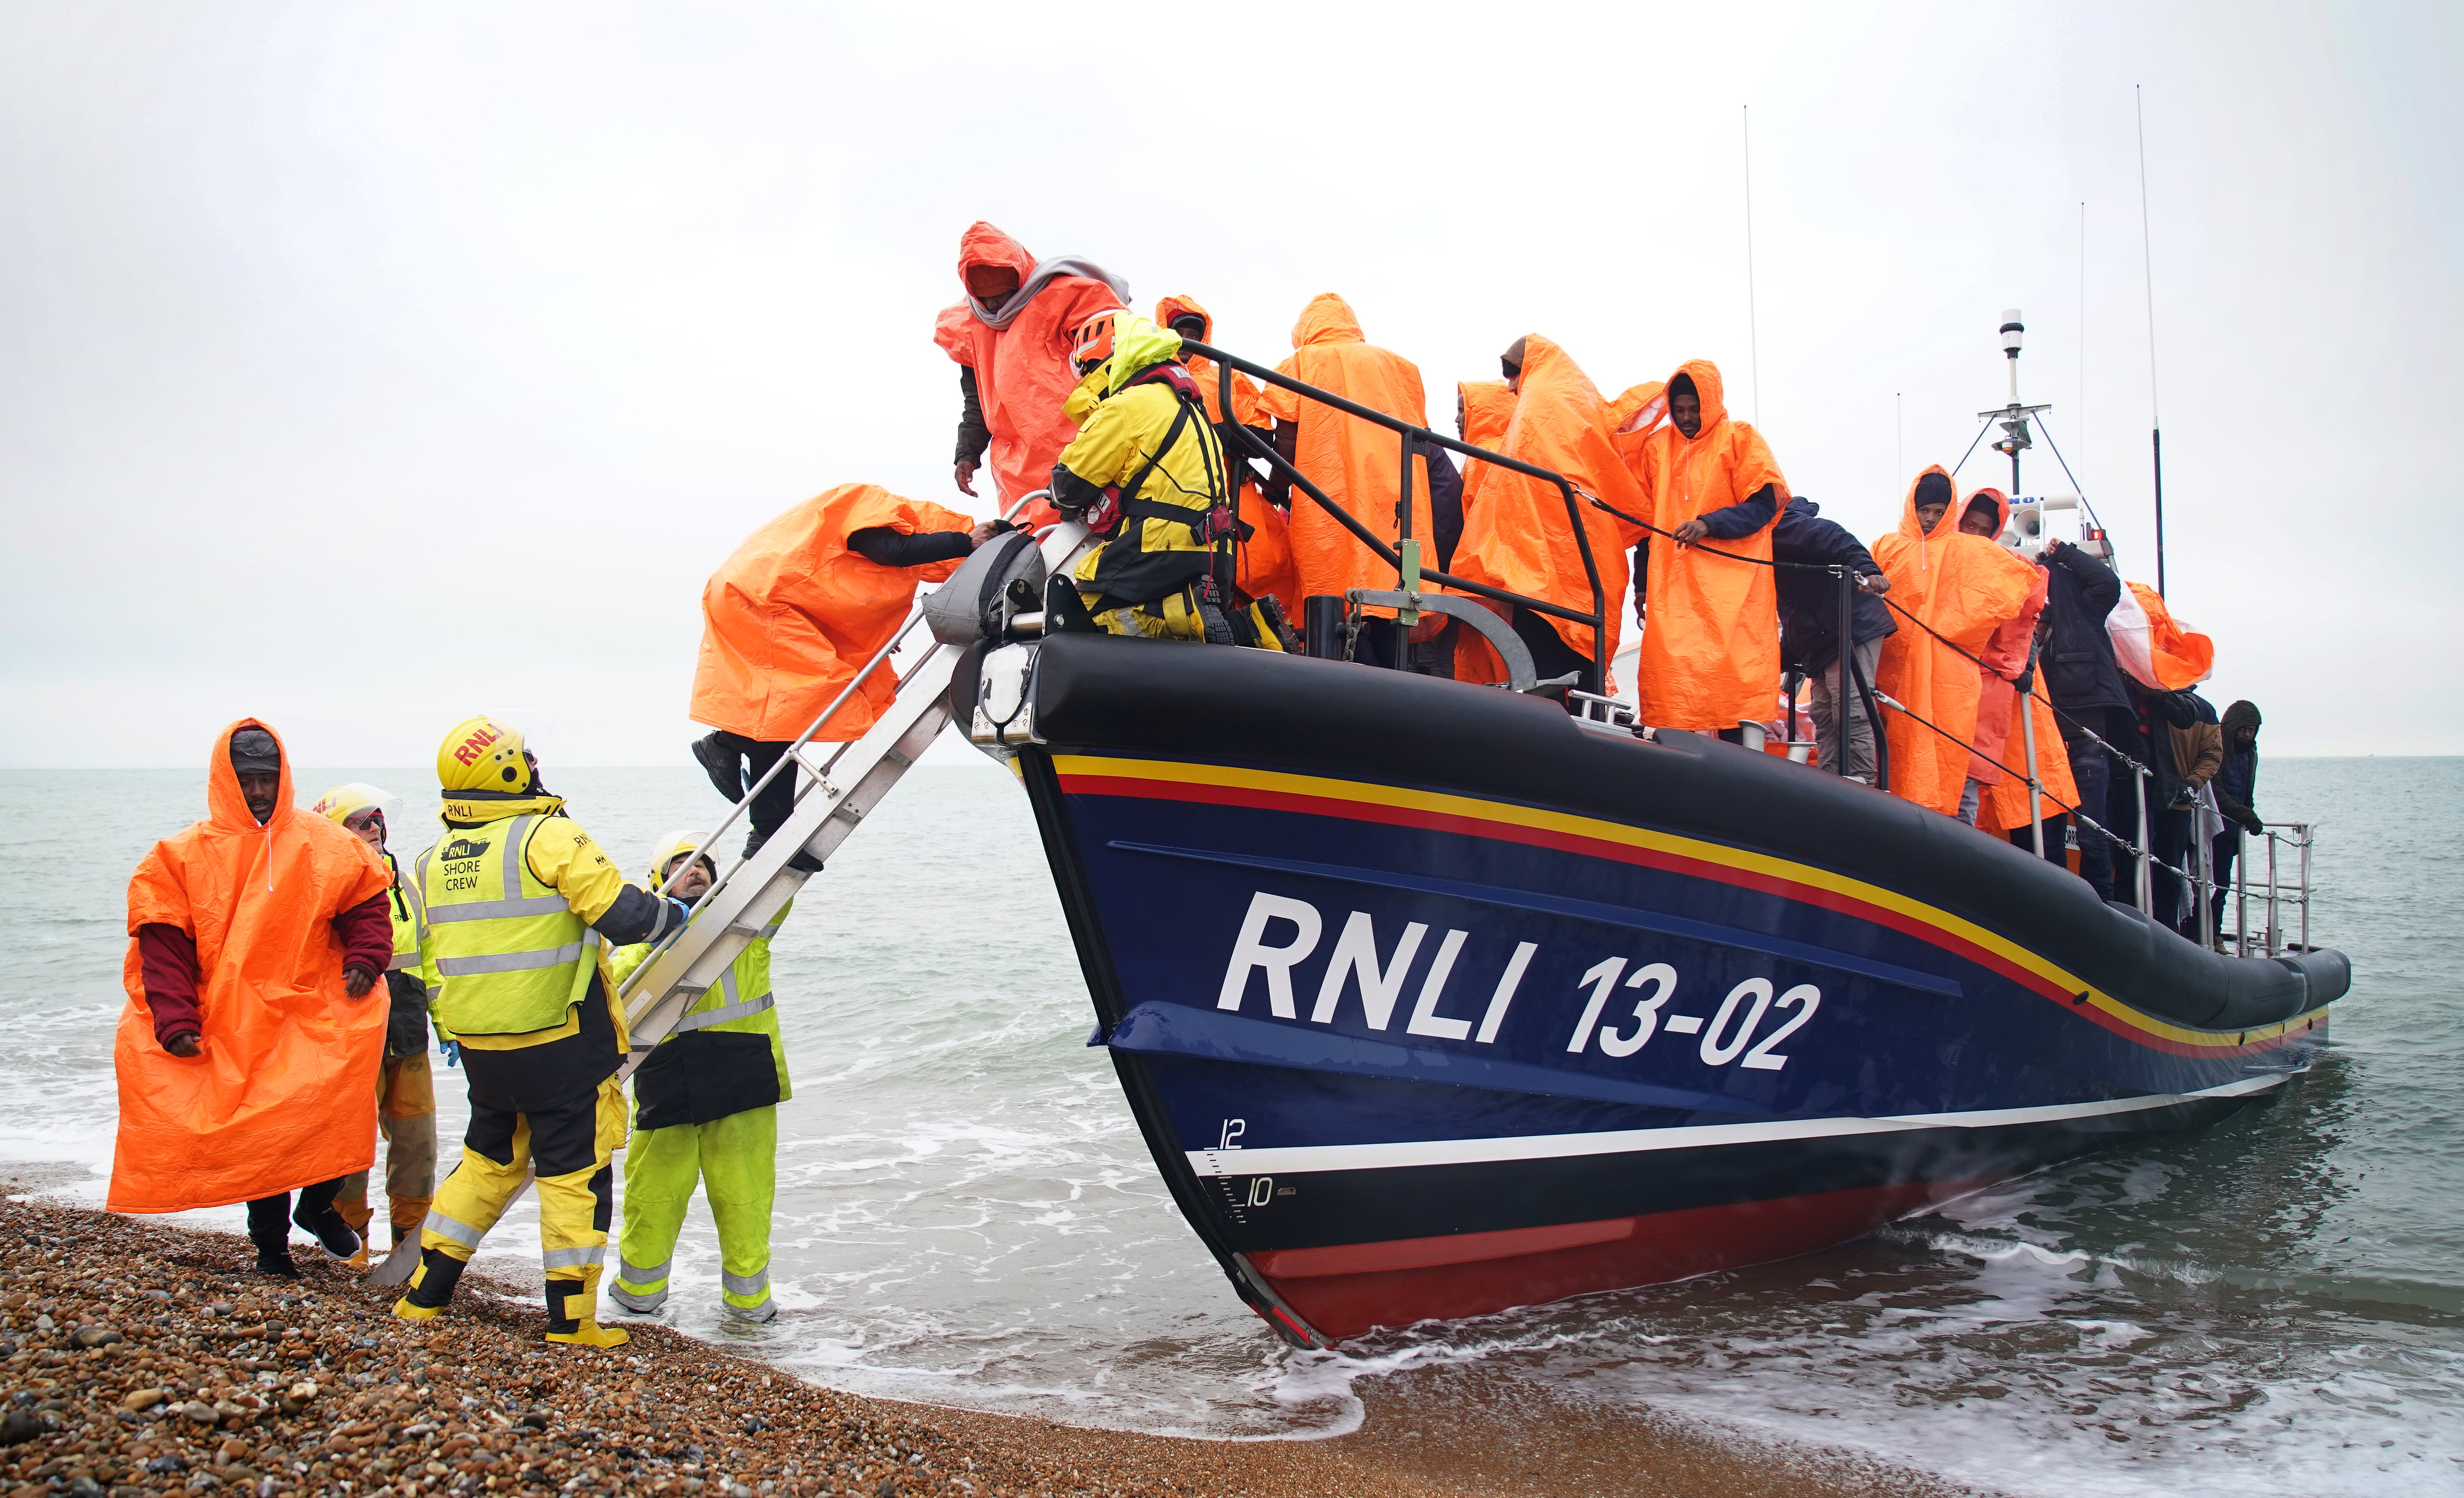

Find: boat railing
2229;820;2316;958
1181;339;1610;694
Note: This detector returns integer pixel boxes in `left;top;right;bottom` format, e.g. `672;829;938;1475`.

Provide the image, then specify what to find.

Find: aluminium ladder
613;512;1088;1068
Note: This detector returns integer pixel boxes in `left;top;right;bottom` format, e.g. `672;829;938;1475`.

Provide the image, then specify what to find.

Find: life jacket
418;814;598;1037
609;902;792;1131
381;848;427;980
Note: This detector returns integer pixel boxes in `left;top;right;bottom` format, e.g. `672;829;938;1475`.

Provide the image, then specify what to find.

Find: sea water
2;758;2455;1495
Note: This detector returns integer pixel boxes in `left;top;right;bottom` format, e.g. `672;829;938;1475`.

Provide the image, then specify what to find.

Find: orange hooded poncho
689;484;975;744
1451;336;1643;680
1254;294;1435;610
1623;360;1786;731
932;223;1126;517
110;720;393;1214
1455;378;1519;519
1871;470;2041;816
1158;294;1296;610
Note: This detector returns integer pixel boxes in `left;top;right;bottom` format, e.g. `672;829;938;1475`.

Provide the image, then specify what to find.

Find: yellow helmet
644;830;714;893
437;716;529;793
311;782;403;840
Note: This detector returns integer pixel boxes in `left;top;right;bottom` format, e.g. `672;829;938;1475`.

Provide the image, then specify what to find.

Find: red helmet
1070;310;1123;376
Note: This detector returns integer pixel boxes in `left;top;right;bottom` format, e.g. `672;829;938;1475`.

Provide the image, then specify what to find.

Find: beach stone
72;1325;122;1348
119;1388;166;1411
176;1400;218;1422
0;1407;43;1445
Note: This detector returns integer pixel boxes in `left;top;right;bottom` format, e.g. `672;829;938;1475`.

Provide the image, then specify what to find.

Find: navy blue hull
1005;636;2343;1341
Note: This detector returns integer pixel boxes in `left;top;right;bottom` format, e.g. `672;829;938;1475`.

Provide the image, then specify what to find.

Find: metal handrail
1187;339;1610;689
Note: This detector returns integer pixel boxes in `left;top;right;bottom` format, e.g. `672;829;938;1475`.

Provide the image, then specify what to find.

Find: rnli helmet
437;716;529;793
1069;310;1122;377
644;829;716;892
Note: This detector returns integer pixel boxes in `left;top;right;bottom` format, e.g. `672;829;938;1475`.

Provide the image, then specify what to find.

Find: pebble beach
0;1185;1978;1498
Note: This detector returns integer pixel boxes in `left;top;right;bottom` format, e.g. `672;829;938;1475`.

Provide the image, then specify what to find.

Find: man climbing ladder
607;833;791;1322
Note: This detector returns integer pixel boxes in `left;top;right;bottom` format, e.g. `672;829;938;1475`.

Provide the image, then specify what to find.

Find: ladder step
725;922;763;937
831;803;865;824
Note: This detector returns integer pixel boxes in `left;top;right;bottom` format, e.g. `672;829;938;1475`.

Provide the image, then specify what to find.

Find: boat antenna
2079;201;2088;483
1895;392;1903;494
1744;104;1761;426
2137;85;2166;596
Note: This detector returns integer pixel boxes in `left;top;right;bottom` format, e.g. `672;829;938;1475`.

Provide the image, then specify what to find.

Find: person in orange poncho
934;223;1128;524
1456;377;1518;523
1255;294;1438;671
1158;294;1299;616
1452;335;1642;693
1953;489;2081;846
1872;470;2040;817
1622;361;1786;735
689;484;990;862
112;720;395;1278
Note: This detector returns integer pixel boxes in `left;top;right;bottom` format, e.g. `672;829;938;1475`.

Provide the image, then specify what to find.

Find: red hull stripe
1054;759;2329;1059
1262;1179;1988;1340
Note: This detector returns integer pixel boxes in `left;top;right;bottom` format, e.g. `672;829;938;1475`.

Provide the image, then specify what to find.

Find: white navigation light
2000;309;2024;356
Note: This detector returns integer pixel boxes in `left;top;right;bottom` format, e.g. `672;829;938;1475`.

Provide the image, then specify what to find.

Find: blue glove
439;1039;460;1069
668;896;695;929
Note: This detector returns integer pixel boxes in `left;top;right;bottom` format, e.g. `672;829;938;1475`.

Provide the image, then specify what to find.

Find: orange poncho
1456;379;1518;518
2110;580;2216;690
1159;294;1295;610
1254;294;1434;610
1452;336;1642;680
110;721;393;1214
1624;361;1786;731
1871;469;2040;816
689;484;974;744
932;223;1125;516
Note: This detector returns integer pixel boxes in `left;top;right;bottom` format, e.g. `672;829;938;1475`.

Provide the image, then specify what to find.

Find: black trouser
705;731;795;847
2151;804;2196;934
2211;830;2242;933
247;1178;345;1255
2065;737;2115;902
2005;815;2070;867
1511;607;1599;696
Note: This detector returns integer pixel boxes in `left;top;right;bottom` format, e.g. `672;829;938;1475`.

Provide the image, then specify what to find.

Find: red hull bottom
1254;1179;1986;1340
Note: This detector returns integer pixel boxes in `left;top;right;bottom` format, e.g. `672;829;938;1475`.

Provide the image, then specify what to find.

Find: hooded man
311;783;441;1263
1621;361;1788;735
607;833;793;1323
1450;335;1640;694
1455;377;1519;526
689;485;993;867
1770;496;1895;781
934;222;1129;524
1872;469;2039;817
2210;700;2264;932
1952;491;2080;844
112;722;395;1278
398;717;698;1348
1158;294;1297;613
1255;294;1439;671
2035;535;2130;899
1050;313;1288;649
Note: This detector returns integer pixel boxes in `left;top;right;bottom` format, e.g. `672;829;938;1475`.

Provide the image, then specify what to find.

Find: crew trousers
1806;638;1883;781
336;1050;438;1248
702;731;796;849
416;1077;626;1329
611;1106;778;1321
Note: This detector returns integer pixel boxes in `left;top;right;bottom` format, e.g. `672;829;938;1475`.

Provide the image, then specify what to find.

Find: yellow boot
393;1246;467;1322
543;1267;628;1349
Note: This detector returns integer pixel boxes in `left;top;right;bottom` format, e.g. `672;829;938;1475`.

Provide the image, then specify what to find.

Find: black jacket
2124;676;2202;807
1770;498;1894;674
2038;541;2129;716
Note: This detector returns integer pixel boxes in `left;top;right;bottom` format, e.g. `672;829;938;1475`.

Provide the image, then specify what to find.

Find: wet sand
0;1183;1987;1496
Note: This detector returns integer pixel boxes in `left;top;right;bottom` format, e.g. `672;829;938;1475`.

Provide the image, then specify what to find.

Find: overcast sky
4;1;2458;767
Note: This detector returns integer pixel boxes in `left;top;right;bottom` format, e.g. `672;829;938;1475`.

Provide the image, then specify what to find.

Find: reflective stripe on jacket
381;849;426;974
419;815;600;1037
610;902;792;1128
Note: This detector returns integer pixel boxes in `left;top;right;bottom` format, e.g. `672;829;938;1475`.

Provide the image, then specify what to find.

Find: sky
4;0;2460;767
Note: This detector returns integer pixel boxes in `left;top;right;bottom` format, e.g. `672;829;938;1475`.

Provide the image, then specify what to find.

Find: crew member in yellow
605;833;791;1322
396;717;693;1349
1051;312;1289;649
309;783;440;1266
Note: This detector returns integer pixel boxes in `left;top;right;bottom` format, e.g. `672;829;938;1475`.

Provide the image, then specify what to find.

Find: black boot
293;1191;361;1262
246;1195;299;1278
744;825;824;875
691;733;746;802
